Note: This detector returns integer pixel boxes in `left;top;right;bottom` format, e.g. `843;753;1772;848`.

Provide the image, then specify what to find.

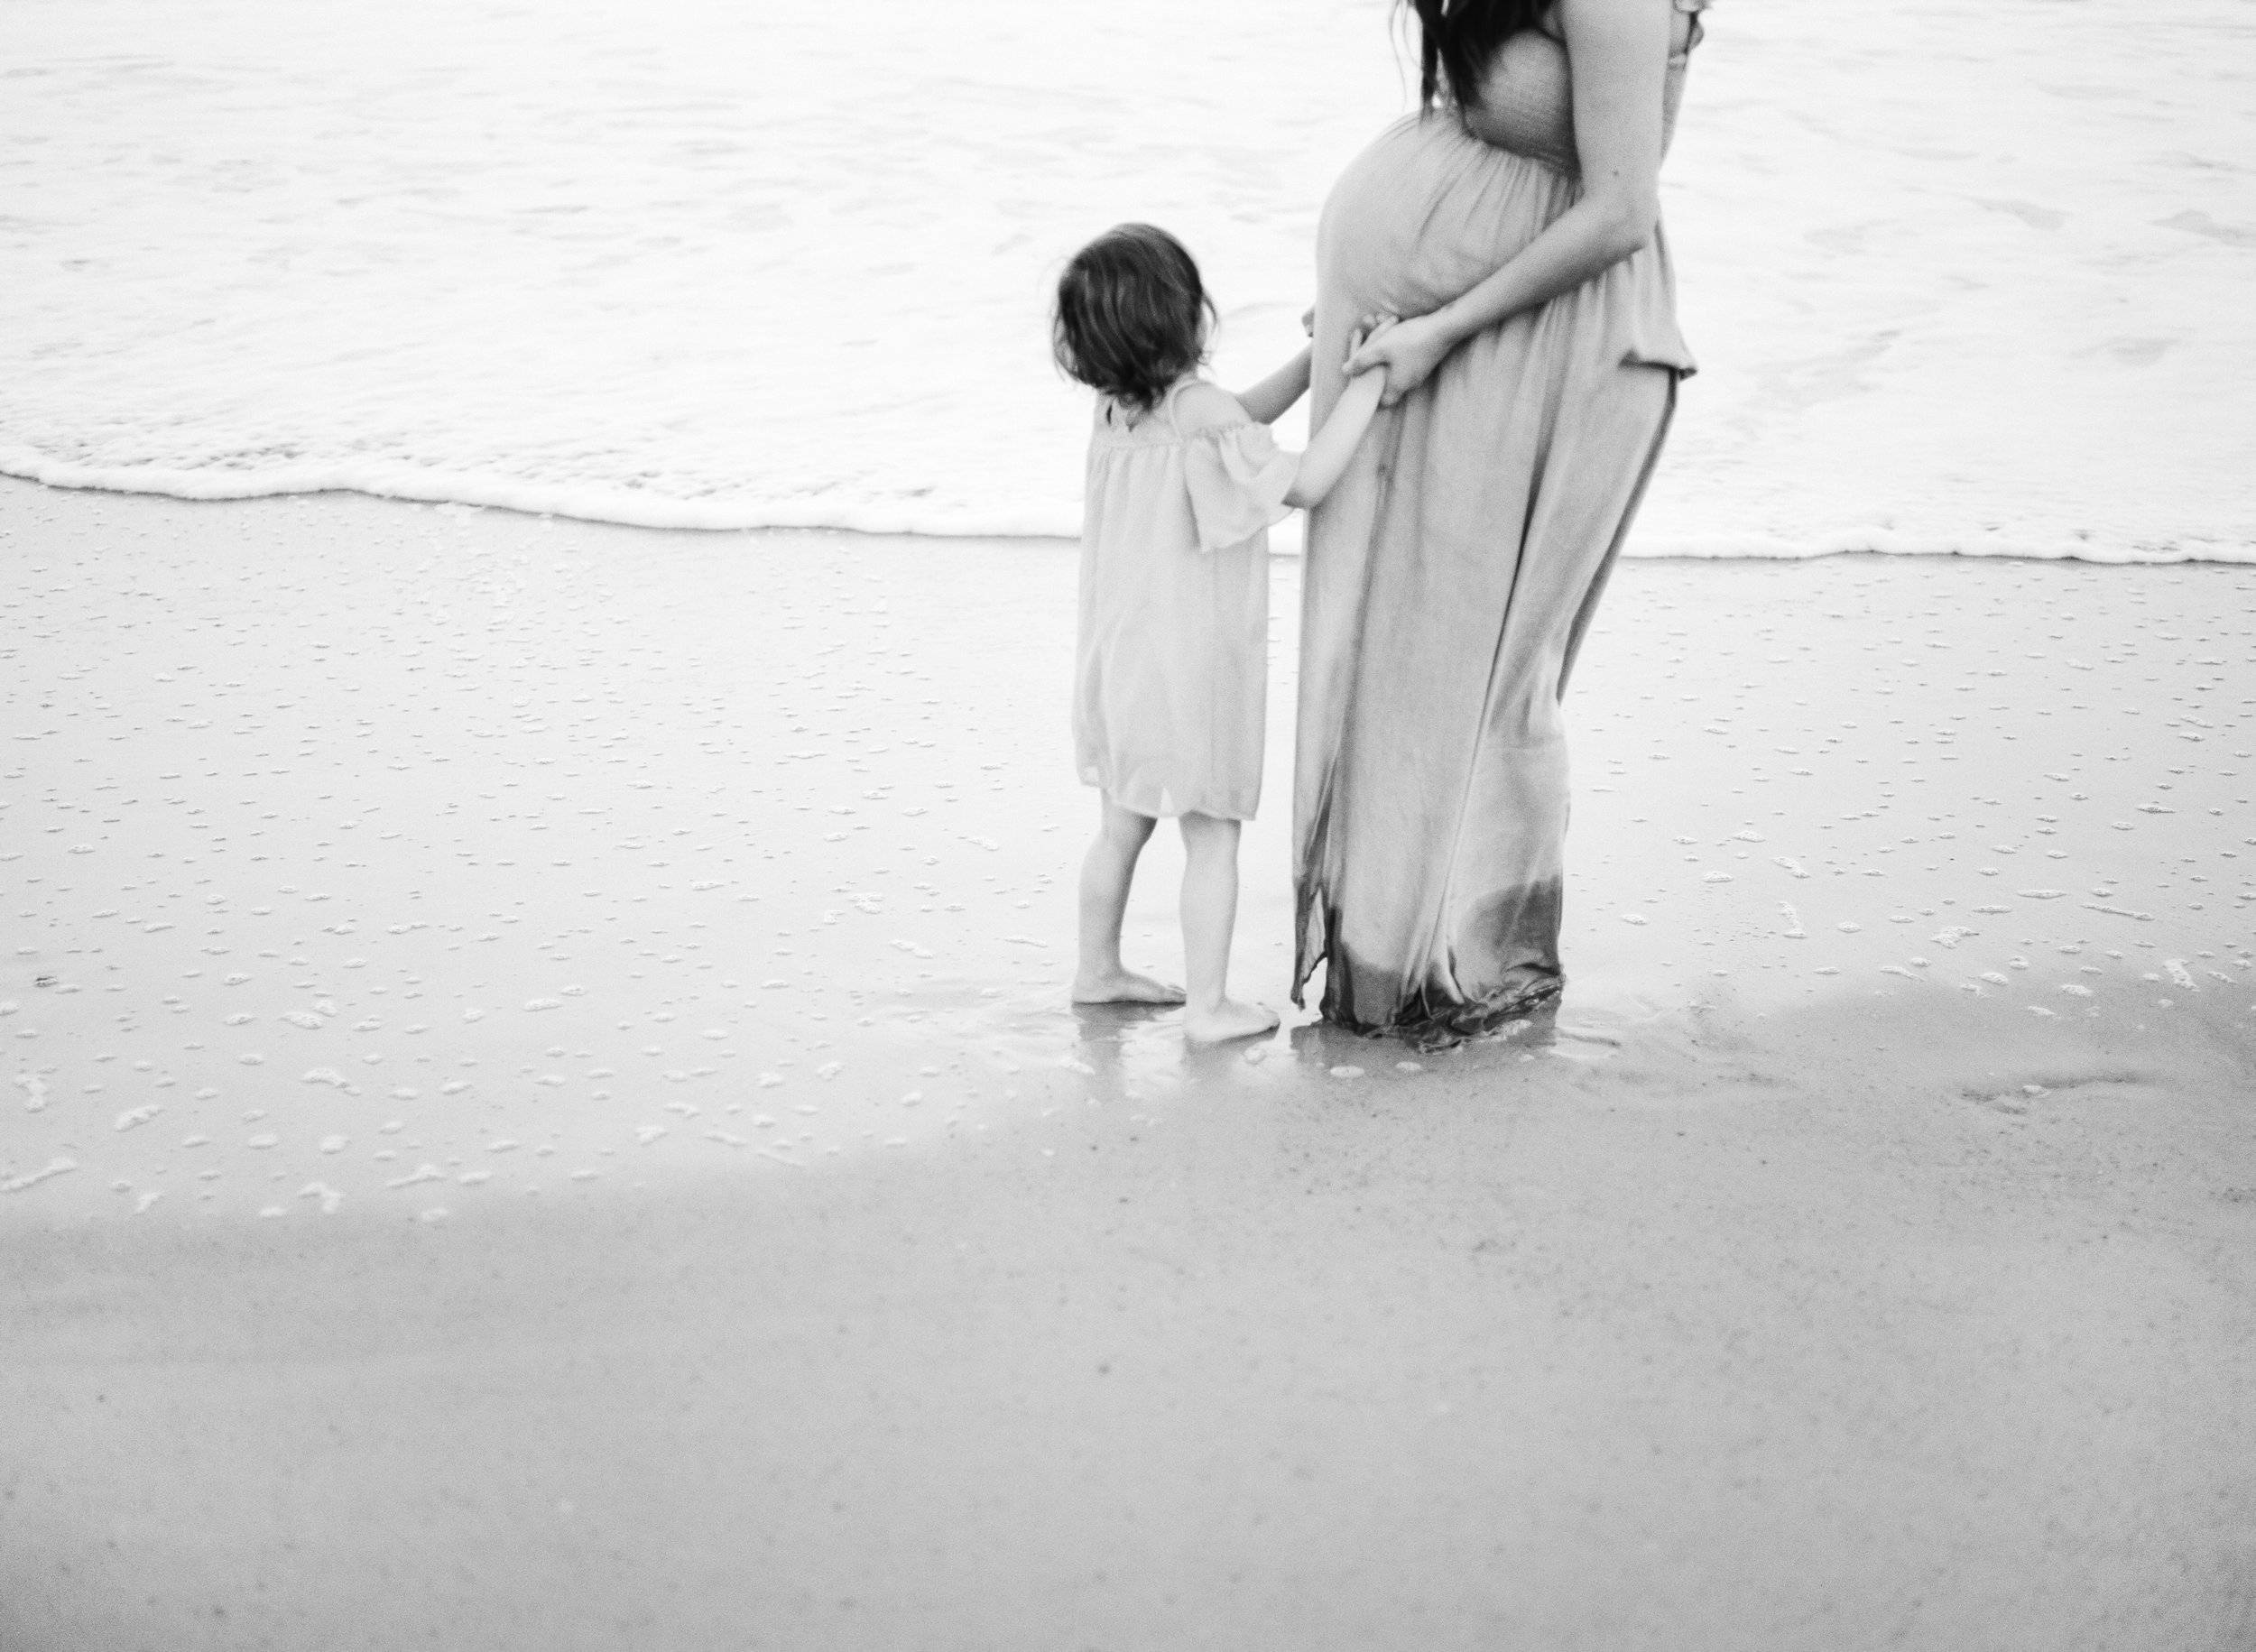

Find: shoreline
7;469;2252;564
4;478;2252;1647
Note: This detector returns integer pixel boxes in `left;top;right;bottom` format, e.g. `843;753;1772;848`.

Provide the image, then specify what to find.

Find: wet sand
5;481;2253;1648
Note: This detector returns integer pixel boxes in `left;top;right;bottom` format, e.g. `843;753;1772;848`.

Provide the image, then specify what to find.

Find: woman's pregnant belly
1318;114;1582;319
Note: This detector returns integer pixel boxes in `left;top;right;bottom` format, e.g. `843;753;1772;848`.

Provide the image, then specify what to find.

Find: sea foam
4;0;2251;560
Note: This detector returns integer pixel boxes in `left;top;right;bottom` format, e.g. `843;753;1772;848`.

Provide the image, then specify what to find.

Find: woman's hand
1309;303;1384;339
1342;313;1399;367
1345;311;1454;408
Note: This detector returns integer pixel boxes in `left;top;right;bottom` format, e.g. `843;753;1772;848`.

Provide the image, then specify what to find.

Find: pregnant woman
1295;0;1706;1042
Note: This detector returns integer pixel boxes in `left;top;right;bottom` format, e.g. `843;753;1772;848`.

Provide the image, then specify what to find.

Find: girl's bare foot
1183;997;1280;1046
1072;969;1187;1006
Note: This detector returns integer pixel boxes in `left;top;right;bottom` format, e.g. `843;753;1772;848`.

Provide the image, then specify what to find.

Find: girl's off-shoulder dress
1074;377;1297;823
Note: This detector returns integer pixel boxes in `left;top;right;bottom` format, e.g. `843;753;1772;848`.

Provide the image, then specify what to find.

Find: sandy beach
7;1;2252;1642
4;479;2253;1647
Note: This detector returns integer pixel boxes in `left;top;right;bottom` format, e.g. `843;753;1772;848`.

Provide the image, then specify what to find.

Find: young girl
1052;223;1392;1045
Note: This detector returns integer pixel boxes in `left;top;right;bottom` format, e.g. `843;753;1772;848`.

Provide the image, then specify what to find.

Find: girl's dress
1075;377;1297;821
1294;1;1708;1040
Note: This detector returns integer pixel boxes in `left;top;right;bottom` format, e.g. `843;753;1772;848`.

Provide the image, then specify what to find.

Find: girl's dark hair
1403;0;1542;112
1052;224;1216;414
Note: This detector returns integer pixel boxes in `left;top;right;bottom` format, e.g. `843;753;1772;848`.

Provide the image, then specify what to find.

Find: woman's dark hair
1052;224;1216;414
1403;0;1542;112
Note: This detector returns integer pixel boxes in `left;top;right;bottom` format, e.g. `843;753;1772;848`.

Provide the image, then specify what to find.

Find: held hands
1299;305;1426;406
1343;313;1401;379
1345;310;1452;408
1300;303;1401;368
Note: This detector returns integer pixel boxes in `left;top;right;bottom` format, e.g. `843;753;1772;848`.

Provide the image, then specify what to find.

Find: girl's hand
1343;313;1400;369
1345;311;1453;408
1311;307;1392;345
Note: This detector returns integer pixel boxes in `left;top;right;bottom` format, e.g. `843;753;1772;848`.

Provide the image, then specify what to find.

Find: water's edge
5;460;2247;565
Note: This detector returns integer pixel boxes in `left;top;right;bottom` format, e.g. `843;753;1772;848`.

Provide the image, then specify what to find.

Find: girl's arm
1234;346;1312;426
1282;322;1397;509
1346;0;1672;405
1281;367;1384;509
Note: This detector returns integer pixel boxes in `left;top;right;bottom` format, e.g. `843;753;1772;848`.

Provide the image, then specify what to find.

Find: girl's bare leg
1072;794;1186;1004
1178;811;1280;1044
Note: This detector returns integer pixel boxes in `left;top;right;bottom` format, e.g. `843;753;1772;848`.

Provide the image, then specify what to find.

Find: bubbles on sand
3;1158;77;1195
4;501;2248;1223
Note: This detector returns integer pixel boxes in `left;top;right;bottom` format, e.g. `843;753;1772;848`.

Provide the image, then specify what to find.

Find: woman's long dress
1295;6;1706;1041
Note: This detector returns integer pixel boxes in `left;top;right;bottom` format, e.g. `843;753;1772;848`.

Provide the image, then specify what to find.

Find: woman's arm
1348;0;1672;404
1234;346;1312;426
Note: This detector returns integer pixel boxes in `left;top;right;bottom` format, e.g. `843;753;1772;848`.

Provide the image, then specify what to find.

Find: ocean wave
6;0;2252;562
